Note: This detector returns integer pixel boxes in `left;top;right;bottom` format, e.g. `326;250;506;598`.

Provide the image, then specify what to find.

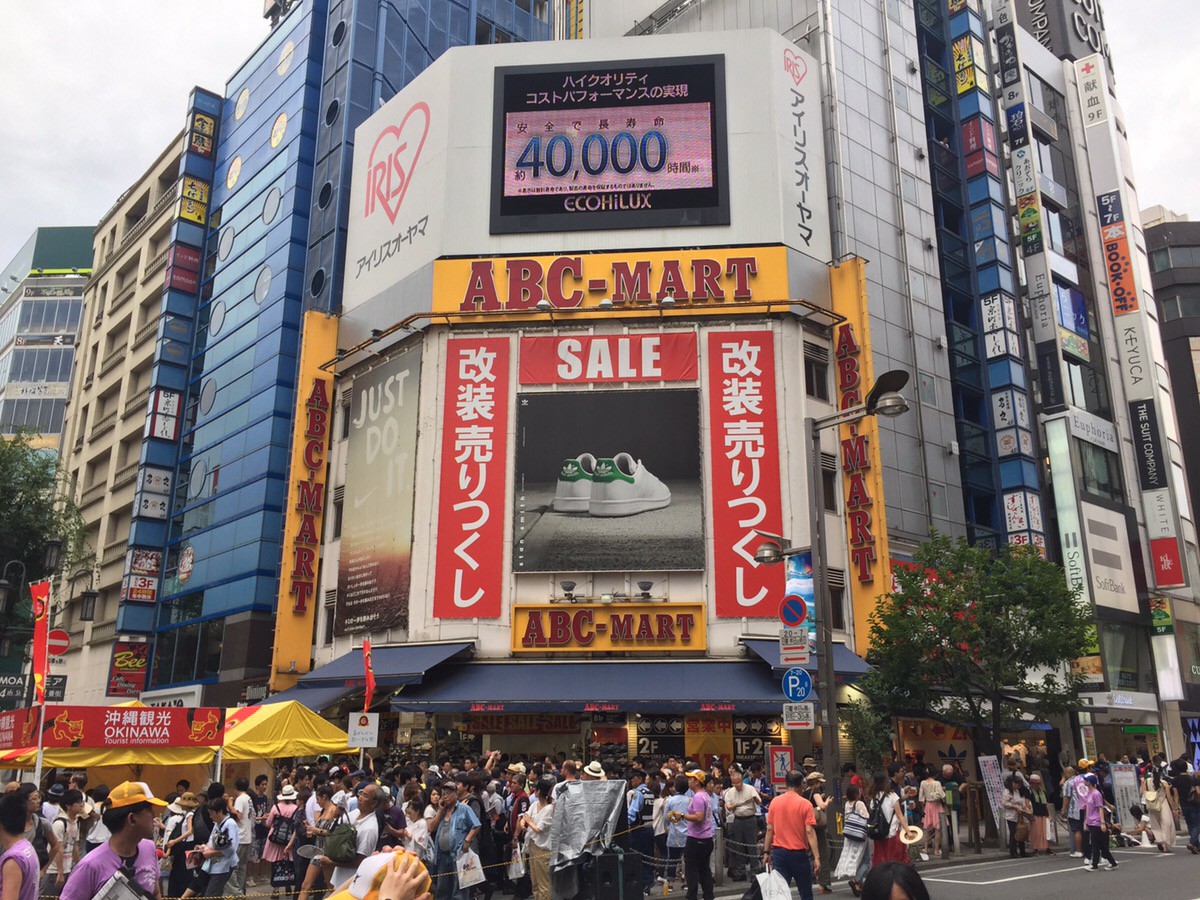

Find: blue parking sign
781;666;813;703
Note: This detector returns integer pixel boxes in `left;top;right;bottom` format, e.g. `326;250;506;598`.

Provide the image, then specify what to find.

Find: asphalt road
919;842;1200;899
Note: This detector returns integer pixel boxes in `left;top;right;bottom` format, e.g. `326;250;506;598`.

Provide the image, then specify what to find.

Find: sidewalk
703;846;1018;898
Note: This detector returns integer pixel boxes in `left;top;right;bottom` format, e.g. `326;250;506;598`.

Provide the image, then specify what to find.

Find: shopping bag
507;847;526;880
755;869;791;900
271;859;295;887
457;848;486;888
739;874;764;900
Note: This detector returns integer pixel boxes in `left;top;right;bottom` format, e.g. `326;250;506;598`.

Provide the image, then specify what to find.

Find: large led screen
490;55;729;234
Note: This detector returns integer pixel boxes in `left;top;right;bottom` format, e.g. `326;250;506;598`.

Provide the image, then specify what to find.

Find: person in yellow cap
60;781;164;900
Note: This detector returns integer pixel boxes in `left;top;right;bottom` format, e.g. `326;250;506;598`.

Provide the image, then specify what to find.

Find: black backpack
866;797;891;840
29;815;50;868
191;805;213;845
267;805;295;846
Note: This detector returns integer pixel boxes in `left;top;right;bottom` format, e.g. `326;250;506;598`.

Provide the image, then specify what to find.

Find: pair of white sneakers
551;452;672;516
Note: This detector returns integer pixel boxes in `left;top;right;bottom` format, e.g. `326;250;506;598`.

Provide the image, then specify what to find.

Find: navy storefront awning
390;660;784;714
740;637;871;682
264;641;474;711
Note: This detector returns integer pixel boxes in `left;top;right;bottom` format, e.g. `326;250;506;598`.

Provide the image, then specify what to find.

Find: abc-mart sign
431;246;791;321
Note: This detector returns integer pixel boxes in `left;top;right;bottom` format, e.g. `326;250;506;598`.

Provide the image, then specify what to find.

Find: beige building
57;133;185;704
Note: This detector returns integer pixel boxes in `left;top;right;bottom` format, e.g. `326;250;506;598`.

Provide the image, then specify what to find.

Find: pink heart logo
783;48;808;87
364;101;431;224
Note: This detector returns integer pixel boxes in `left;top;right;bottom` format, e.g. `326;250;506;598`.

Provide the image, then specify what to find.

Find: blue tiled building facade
119;0;550;704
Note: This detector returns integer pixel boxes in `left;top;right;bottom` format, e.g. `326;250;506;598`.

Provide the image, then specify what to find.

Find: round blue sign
778;595;809;627
781;666;813;703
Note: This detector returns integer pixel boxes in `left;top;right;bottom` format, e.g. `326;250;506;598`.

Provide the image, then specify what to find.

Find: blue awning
740;637;871;682
390;660;783;714
263;682;359;711
296;641;474;689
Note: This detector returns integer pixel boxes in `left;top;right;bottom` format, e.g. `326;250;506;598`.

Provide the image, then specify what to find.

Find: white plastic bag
508;847;526;880
457;848;485;888
756;869;791;900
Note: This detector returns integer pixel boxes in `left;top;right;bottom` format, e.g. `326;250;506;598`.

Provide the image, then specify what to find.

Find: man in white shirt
723;765;761;881
331;783;380;890
229;778;255;895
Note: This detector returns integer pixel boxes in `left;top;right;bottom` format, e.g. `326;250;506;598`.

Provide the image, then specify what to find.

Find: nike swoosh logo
353;489;376;509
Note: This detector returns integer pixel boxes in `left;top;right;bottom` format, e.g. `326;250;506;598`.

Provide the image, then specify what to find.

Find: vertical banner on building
706;331;784;618
336;343;423;634
830;260;891;656
106;641;149;697
29;581;50;705
1075;52;1187;590
271;311;337;692
433;337;511;619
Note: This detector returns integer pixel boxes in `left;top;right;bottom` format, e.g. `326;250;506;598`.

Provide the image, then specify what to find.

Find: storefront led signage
435;247;789;319
490;56;729;234
510;602;706;653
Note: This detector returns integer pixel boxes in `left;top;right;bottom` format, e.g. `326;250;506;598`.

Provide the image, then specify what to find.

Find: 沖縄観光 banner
336;344;423;634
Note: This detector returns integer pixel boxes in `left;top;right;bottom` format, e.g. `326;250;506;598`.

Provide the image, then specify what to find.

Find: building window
804;342;830;401
894;79;910;112
829;574;846;632
323;590;336;646
1077;440;1122;503
1150;248;1170;273
822;453;838;512
331;497;343;539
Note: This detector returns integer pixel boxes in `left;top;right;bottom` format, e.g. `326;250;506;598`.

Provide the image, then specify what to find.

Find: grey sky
0;1;1196;269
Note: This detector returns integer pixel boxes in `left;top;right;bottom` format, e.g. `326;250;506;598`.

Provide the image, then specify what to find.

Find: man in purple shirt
677;770;714;900
1081;774;1118;872
62;782;164;900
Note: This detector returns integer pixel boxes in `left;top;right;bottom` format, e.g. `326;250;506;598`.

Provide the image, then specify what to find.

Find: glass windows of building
1180;621;1200;685
1159;292;1200;321
804;342;830;401
0;398;66;435
1065;357;1111;418
1077;439;1122;503
1152;245;1200;271
1099;621;1155;693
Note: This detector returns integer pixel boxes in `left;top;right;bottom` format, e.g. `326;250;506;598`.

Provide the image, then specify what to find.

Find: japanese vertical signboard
336;344;423;634
706;331;784;618
830;260;891;655
106;641;149;697
434;338;511;618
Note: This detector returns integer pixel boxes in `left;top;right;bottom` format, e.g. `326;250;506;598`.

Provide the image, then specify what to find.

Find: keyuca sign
433;247;790;319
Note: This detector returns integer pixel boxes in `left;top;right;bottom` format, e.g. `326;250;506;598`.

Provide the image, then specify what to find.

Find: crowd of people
0;746;1194;900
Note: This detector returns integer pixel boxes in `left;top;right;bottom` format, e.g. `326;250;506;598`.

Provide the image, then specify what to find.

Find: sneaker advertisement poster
512;333;705;572
336;342;423;634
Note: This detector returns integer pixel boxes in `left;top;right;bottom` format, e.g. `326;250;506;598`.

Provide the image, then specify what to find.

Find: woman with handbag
1142;766;1178;853
262;785;299;895
1027;774;1053;855
868;774;908;867
916;766;945;861
803;773;833;895
1001;776;1031;858
833;785;871;897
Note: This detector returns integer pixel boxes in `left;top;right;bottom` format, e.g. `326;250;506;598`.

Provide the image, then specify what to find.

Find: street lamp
0;561;26;617
754;369;910;778
68;570;99;623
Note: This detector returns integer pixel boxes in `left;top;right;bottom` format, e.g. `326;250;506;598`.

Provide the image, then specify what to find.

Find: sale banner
106;641;149;697
40;705;226;748
518;333;698;385
29;580;50;705
706;331;784;617
433;337;511;618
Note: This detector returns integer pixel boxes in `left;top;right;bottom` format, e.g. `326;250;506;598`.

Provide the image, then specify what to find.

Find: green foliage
0;433;87;668
841;697;893;775
862;532;1092;756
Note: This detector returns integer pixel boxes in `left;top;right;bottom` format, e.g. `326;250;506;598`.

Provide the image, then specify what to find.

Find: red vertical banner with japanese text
706;331;784;617
434;337;511;618
362;639;375;712
29;581;50;705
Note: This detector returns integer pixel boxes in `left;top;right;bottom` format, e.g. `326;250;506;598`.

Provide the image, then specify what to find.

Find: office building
0;228;92;445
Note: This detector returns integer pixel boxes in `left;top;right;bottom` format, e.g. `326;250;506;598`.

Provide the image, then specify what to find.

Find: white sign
1110;764;1139;830
1074;55;1109;127
780;627;811;665
348;712;380;748
782;702;815;730
1080;501;1138;613
1066;407;1119;454
977;755;1005;832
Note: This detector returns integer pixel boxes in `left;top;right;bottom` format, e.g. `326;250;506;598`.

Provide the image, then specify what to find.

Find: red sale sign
707;331;785;617
434;337;511;618
518;333;698;385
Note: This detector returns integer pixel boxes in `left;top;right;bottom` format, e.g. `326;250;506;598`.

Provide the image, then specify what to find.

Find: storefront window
1180;621;1200;685
1099;622;1154;693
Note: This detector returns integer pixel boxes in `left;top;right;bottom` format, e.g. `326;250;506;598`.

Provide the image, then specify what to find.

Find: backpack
192;806;213;846
866;797;891;840
465;796;496;864
28;815;50;869
324;815;359;865
1144;778;1164;812
268;805;295;846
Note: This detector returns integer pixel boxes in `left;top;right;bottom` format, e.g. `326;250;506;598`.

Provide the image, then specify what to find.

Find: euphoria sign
490;56;729;234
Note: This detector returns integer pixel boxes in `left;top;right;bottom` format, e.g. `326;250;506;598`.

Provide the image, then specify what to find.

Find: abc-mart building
267;29;921;767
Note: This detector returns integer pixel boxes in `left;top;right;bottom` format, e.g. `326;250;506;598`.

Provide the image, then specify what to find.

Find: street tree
862;532;1092;761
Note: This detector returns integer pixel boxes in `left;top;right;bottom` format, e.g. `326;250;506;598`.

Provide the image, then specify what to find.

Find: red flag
362;639;375;713
29;580;51;705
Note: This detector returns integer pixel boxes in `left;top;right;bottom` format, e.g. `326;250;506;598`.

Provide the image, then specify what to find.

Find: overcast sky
0;1;1196;268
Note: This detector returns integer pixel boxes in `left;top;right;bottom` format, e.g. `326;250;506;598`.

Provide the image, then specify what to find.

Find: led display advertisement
490;55;729;233
337;344;423;634
513;333;704;573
